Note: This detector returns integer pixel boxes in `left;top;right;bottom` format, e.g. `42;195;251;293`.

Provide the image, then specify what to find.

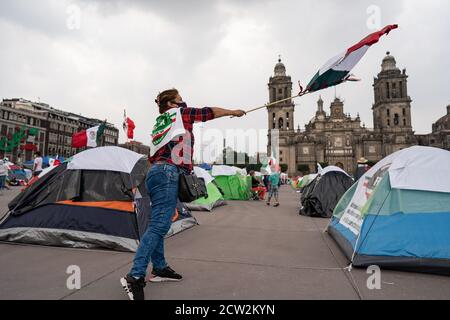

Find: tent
328;146;450;275
0;147;197;252
300;166;354;218
185;167;226;212
198;163;212;171
211;165;251;200
291;174;318;190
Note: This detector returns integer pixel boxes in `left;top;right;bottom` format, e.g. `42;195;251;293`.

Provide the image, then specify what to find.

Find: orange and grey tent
0;147;197;252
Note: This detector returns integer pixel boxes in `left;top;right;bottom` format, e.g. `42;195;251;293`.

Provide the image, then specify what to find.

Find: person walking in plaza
0;160;8;194
354;157;369;181
266;169;281;207
33;151;43;177
120;88;246;300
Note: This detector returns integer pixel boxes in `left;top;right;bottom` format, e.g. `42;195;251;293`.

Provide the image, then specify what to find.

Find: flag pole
243;92;307;115
234;92;309;117
238;76;360;116
124;109;129;144
235;81;309;117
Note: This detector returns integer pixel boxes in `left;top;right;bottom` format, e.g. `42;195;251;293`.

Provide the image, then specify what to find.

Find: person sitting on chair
250;171;266;200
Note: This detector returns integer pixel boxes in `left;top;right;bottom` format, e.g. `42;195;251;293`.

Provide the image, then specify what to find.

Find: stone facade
119;141;150;156
0;98;119;162
417;105;450;151
267;53;443;176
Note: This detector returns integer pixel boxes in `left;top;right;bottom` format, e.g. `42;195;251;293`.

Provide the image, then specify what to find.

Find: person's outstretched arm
210;107;246;119
182;107;246;123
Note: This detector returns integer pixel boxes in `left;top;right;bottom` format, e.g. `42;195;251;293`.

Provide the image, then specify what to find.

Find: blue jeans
0;175;6;190
268;185;279;200
130;163;180;278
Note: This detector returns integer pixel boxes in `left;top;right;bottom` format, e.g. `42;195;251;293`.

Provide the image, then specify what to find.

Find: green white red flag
72;123;106;148
306;24;398;93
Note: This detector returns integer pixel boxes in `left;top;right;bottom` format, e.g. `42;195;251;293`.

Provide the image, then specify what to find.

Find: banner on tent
339;163;391;235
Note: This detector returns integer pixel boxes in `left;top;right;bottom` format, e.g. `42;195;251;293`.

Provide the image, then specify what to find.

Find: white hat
357;157;369;164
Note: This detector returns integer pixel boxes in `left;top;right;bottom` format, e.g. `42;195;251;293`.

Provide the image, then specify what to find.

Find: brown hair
335;162;344;170
155;89;179;114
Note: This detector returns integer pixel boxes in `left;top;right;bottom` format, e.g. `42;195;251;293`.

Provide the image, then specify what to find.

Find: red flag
72;130;87;148
126;117;136;140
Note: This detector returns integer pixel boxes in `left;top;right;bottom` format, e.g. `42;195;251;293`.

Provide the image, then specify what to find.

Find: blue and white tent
328;146;450;275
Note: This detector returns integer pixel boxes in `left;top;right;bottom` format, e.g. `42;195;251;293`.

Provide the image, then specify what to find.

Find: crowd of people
0;151;44;194
247;156;372;209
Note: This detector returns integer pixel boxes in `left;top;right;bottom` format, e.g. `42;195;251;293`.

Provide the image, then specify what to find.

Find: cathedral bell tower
267;57;295;132
373;52;413;132
267;57;296;174
372;52;415;154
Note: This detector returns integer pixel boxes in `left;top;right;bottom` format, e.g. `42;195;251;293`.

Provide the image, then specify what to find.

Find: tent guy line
166;256;345;272
311;217;364;301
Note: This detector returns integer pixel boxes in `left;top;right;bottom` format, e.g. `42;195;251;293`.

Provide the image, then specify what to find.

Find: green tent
212;166;251;200
187;181;226;211
185;167;226;212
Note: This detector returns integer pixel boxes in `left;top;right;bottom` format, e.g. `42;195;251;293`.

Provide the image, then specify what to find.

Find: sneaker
120;275;146;300
149;266;183;283
266;202;270;206
274;203;280;207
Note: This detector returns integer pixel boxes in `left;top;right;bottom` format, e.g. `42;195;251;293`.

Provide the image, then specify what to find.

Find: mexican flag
149;108;185;157
260;156;280;175
72;123;106;148
306;24;398;93
123;115;136;140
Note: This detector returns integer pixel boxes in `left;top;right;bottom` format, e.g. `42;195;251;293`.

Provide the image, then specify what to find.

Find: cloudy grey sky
0;0;449;154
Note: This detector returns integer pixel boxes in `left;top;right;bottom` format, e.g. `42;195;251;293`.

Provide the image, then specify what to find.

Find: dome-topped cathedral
267;52;419;176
